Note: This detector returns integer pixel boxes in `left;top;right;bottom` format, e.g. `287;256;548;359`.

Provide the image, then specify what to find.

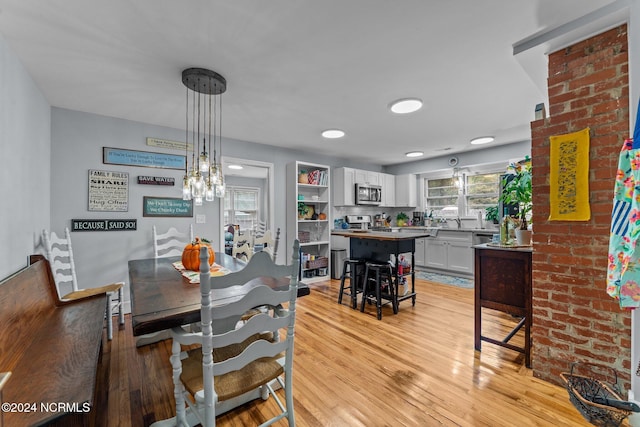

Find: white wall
50;107;379;310
383;140;531;176
0;34;51;279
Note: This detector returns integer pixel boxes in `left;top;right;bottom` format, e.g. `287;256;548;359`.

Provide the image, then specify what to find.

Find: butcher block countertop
331;229;433;240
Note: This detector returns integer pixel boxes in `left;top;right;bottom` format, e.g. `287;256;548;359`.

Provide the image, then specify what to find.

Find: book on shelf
306;169;328;186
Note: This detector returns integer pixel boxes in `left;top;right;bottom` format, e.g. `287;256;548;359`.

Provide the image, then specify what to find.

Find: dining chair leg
106;298;113;341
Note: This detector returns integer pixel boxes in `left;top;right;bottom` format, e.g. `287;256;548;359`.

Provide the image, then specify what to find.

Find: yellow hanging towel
549;128;591;221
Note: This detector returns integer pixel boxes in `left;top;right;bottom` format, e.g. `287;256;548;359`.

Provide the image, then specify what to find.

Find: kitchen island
331;229;433;308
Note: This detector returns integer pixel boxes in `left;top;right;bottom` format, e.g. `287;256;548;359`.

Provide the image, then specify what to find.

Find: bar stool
360;261;397;320
338;258;366;309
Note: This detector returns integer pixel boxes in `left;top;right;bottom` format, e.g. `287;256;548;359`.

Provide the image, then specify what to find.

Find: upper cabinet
395;174;417;207
333;167;410;208
333;167;356;206
354;169;379;185
380;173;395;207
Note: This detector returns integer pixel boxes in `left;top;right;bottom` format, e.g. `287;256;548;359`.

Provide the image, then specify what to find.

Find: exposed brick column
530;24;631;388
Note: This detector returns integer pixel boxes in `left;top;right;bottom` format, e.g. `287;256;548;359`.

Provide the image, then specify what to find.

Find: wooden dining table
128;252;310;337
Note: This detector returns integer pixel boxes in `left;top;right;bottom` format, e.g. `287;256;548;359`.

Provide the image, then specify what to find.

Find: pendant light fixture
181;68;226;204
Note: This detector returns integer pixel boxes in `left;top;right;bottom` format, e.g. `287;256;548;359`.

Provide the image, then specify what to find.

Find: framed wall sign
137;175;175;186
146;137;193;152
88;169;129;212
71;219;137;232
103;147;185;170
143;196;193;217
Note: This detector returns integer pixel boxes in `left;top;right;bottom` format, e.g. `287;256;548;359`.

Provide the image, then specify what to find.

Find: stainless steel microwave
355;183;382;205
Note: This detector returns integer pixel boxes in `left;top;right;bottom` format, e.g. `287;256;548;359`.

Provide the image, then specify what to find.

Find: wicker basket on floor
560;362;638;427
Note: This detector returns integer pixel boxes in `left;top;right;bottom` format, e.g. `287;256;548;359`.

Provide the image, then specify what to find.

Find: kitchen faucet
454;217;461;229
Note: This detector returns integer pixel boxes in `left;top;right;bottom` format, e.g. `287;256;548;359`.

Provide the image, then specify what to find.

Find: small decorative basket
297;231;310;243
560;362;640;427
306;257;328;269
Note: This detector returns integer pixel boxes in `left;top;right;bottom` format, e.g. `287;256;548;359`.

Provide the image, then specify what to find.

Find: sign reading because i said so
71;219;137;232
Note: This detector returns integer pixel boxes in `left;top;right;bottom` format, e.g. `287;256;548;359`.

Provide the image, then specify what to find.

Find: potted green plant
500;160;532;244
485;205;499;225
396;212;409;227
298;202;309;219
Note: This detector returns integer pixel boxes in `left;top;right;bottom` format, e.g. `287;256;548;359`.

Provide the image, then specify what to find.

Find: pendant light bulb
205;179;215;201
182;175;191;200
199;149;209;173
210;164;220;185
215;176;226;198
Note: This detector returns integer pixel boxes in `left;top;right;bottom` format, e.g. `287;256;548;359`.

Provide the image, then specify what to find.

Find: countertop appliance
345;215;372;230
355;183;382;205
412;211;425;226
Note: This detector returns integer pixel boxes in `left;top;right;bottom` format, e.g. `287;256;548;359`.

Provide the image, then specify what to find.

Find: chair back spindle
153;225;194;258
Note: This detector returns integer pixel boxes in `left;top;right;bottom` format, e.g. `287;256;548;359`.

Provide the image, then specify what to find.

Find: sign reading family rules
88;169;129;212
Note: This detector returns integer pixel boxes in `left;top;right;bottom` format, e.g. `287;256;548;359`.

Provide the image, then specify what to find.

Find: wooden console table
473;243;532;368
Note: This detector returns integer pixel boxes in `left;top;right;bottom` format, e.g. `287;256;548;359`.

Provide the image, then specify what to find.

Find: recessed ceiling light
405;151;424;158
390;98;423;114
470;136;495;145
321;129;345;139
228;164;243;170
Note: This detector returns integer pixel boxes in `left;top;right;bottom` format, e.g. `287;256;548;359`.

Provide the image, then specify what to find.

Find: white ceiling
0;0;618;166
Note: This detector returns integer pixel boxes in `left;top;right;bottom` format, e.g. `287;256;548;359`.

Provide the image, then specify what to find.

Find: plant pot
515;229;532;246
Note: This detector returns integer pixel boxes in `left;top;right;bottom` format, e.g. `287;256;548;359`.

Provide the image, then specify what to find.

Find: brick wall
530;24;631;388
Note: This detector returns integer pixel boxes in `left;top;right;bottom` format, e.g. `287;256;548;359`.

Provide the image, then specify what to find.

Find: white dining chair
231;229;252;262
254;228;280;262
42;228;125;340
135;224;196;347
170;241;300;426
153;224;194;258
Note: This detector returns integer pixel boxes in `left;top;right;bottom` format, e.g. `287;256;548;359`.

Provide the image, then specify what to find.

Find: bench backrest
0;255;106;426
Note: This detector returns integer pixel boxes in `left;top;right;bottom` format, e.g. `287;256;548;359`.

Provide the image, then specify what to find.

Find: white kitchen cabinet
414;237;426;267
423;237;447;269
395;174;417;207
354;169;380;185
380;173;396;207
333;167;355;206
422;230;473;275
287;161;331;283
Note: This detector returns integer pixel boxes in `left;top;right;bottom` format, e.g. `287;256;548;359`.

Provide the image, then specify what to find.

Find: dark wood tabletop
128;253;309;336
331;229;432;240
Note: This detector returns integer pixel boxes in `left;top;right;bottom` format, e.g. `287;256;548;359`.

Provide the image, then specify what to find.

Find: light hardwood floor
96;276;605;426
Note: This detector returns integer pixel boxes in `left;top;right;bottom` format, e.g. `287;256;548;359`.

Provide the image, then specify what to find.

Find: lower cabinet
418;231;473;275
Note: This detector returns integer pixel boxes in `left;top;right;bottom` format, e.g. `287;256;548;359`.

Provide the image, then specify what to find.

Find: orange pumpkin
182;237;215;271
318;212;327;220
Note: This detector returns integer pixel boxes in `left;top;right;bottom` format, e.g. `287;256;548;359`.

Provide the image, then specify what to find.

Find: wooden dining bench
0;254;107;426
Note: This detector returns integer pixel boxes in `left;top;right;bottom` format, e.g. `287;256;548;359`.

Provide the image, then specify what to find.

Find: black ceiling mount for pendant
182;68;226;95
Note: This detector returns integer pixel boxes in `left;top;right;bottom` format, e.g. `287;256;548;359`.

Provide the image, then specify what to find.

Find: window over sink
424;170;501;218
